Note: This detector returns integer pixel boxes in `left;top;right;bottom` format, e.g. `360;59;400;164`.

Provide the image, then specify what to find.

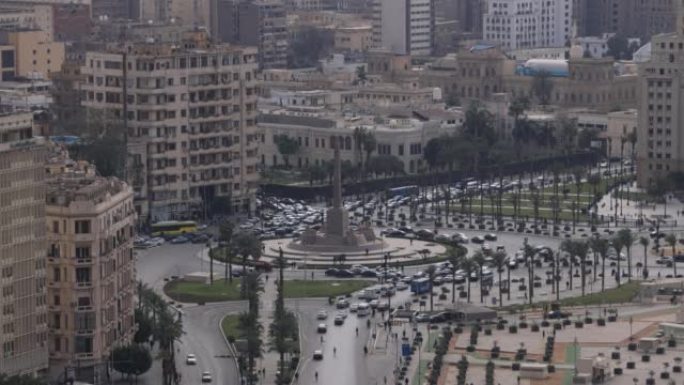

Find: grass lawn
503;281;641;312
448;203;592;223
283;280;373;298
164;279;242;303
411;360;430;385
221;314;244;341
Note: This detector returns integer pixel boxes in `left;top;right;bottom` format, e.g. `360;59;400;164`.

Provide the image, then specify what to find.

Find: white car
316;310;328;320
186;354;197;365
396;282;409;291
149;237;165;247
349;303;359;312
317;323;327;333
313;349;324;360
201;372;212;383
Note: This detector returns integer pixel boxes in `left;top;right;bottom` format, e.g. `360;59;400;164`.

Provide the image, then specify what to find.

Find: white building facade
372;0;434;56
483;0;572;50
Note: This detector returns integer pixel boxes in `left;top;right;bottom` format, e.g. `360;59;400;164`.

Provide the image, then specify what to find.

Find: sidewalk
257;275;281;384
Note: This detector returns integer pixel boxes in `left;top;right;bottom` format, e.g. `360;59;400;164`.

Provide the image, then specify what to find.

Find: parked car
201;372;212;383
171;236;190;244
317;323;327;333
415;312;430;322
484;233;498;241
313;349;324;360
471;235;485;244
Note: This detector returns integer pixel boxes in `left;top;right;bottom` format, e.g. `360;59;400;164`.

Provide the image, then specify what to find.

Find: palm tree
426;265;437;311
530;191;541;229
219;220;235;282
640;236;650;278
612;237;624;287
575;241;590;296
448;248;465;303
591;237;610;292
616;228;637;282
572;168;585;233
154;306;184;385
492;251;507;307
509;192;520;225
471;251;487;303
461;258;475;304
523;241;536;305
666;234;678;277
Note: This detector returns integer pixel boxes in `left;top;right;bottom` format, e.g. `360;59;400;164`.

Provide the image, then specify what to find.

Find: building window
53;267;60;282
75;337;93;354
75;268;91;284
75;247;90;258
75;220;90;234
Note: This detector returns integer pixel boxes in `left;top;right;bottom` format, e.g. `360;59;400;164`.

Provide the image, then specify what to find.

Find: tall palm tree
640;236;650;279
591;238;610;292
471;251;487;303
666;234;678;277
612;237;624;287
448;248;465;303
572;168;585;233
616;228;637;282
530;191;541;229
575;241;590;296
233;231;263;271
219;220;235;282
492;251;507;307
461;258;475;304
523;241;536;305
426;265;437;311
509;192;520;225
561;240;575;291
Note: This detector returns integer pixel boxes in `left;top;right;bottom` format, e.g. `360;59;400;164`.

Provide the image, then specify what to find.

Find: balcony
76;281;93;289
75;258;93;266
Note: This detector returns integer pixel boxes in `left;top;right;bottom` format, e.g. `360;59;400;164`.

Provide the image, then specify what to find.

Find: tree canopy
531;70;554;105
112;344;153;377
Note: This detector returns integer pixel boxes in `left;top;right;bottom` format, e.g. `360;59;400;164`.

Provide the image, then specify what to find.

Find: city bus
387;185;419;198
150;220;198;237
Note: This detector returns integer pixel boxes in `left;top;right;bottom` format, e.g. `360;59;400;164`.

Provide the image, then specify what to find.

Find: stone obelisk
325;140;348;238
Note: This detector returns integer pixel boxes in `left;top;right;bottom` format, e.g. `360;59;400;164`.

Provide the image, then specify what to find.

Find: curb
219;314;243;385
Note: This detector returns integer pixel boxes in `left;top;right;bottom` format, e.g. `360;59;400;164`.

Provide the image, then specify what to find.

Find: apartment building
45;153;136;382
577;0;675;42
636;0;684;186
81;31;260;222
0;28;65;80
372;0;435;56
482;0;572;50
0;112;49;377
210;0;288;69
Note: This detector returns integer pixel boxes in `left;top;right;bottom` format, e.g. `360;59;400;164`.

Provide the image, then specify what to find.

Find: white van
357;302;371;317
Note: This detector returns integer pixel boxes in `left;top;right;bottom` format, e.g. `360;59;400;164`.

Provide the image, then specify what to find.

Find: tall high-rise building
577;0;674;41
45;156;136;382
80;31;260;222
372;0;435;56
0;112;49;377
482;0;572;50
636;0;684;186
210;0;288;69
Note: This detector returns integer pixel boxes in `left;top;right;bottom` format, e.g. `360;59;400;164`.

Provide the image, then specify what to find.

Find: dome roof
633;42;652;63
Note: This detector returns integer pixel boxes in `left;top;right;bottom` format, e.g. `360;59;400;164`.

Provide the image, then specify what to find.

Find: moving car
334;315;345;325
317;323;327;333
415;312;430;322
357;302;371;316
316;310;328;320
186;354;197;365
201;372;212;383
349;303;359;312
171;236;190;244
484;233;498;241
313;349;324;360
336;298;350;309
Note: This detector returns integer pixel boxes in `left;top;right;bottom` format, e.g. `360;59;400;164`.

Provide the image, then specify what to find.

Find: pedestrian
410;238;413;245
265;275;269;282
311;271;314;280
542;330;546;338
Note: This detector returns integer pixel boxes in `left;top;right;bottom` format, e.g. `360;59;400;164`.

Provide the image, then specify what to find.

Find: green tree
471;251;487;303
463;101;497;145
531;70;554;105
448;247;466;303
233;231;263;270
461;258;475;303
355;65;367;82
590;237;610;292
606;35;630;60
112;344;153;380
133;308;153;344
273;135;300;168
426;265;437;311
0;374;46;385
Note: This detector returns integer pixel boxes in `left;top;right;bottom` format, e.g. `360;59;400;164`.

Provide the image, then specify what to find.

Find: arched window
345;137;352;150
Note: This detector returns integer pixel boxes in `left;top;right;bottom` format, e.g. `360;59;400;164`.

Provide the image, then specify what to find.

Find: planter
547;365;555;373
574;321;584;328
626;362;635;369
656;347;665;354
531;324;540;332
541;320;550;327
562;319;572;326
519;322;528;329
669;339;677;348
491;351;499;359
496;323;505;330
584;317;593;324
628;343;637;351
453;327;463;334
613;368;622;375
611;352;620;360
466;345;475;352
608;315;617;322
518;285;527;291
661;372;670;379
484;329;492;336
646;379;655;385
641;355;650;362
597;318;606;326
554;323;562;330
511;363;520;371
509;325;518;334
674;366;682;373
459;291;467;298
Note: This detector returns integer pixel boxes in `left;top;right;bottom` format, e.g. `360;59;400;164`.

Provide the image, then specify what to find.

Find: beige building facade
81;31;260;222
334;26;373;53
0;112;49;377
0;28;65;80
45;156;136;381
